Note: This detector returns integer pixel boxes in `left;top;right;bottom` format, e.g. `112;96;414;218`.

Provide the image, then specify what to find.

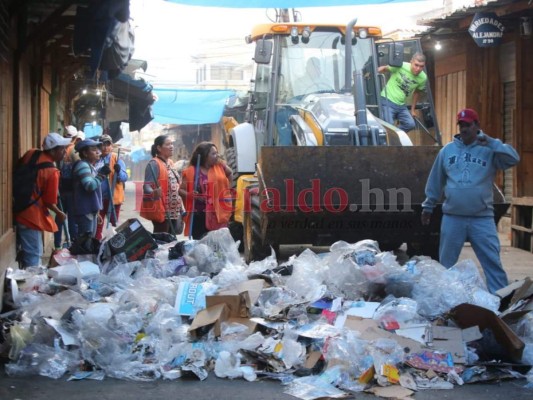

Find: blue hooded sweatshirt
422;132;519;217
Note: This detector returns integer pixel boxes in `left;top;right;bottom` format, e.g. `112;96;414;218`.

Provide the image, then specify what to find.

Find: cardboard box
106;218;157;261
450;303;525;362
206;293;250;318
206;279;266;318
188;280;266;338
188;303;230;337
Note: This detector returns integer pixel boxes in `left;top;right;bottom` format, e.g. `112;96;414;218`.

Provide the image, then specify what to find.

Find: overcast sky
129;0;444;84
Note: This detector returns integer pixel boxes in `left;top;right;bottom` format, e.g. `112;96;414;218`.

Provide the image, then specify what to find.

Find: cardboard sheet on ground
367;385;414;398
343;316;423;356
395;324;427;344
431;325;482;364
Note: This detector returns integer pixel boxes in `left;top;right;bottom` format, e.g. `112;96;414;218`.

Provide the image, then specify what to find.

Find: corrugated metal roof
416;0;531;35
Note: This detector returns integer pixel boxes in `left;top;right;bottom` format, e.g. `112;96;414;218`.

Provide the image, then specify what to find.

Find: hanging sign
468;12;505;47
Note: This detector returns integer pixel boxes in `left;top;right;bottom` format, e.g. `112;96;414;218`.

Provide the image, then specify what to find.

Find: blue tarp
166;0;423;8
152;88;235;125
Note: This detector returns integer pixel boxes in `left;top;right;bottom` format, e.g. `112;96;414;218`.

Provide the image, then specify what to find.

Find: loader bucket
253;146;508;258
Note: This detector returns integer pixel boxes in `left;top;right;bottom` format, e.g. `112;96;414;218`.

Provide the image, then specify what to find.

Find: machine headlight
302;26;311;44
290;26;299;44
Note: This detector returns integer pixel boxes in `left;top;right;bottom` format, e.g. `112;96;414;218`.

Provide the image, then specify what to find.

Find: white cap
76;131;86;140
43;132;71;150
65;125;78;138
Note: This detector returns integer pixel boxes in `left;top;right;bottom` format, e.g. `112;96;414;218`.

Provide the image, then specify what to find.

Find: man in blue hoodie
421;108;520;293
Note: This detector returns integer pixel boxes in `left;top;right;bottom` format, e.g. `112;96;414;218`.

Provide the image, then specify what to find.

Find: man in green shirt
378;52;427;133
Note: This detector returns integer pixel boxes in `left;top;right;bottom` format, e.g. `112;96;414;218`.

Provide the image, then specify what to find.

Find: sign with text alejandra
469;12;505;47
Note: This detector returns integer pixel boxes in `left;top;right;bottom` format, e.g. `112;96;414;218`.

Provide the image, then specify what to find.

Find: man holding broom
94;134;128;240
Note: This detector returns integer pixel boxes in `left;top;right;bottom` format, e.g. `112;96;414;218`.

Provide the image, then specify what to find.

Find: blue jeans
381;97;415;132
16;223;43;267
73;213;97;240
54;193;77;248
439;214;508;294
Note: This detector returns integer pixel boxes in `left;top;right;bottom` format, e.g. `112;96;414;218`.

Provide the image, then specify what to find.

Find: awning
166;0;424;7
152;88;235;125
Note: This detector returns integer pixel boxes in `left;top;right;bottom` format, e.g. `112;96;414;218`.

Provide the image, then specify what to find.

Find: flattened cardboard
304;350;322;369
343;316;423;356
432;326;465;364
450;303;524;361
462;326;483;343
343;316;379;333
367;385;413;399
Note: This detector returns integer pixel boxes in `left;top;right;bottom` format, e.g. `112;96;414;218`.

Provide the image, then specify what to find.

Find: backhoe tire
243;193;271;263
228;220;244;252
225;146;238;188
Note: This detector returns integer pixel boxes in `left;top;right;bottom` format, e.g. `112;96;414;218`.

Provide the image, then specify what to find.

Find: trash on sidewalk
1;226;532;399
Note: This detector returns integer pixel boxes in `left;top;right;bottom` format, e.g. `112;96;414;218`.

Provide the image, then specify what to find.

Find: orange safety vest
140;157;170;223
182;163;232;236
108;152;125;205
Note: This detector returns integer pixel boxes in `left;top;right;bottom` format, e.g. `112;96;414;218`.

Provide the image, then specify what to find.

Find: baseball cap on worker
42;132;71;150
75;138;101;152
64;125;78;138
457;108;479;124
99;134;113;144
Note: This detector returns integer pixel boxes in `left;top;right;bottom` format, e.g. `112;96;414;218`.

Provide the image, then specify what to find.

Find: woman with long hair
140;135;184;234
179;141;232;239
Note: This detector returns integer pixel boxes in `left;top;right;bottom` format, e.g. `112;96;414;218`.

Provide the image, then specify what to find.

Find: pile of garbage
1;220;532;398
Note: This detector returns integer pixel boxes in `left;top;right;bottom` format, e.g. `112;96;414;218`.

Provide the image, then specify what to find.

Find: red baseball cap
457;108;479;124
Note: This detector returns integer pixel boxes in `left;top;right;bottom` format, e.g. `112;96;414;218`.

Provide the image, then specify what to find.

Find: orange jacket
15;150;60;232
182;163;232;236
140;157;170;223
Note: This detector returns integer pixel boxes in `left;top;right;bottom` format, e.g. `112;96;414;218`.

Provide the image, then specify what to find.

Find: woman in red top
180;141;233;239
